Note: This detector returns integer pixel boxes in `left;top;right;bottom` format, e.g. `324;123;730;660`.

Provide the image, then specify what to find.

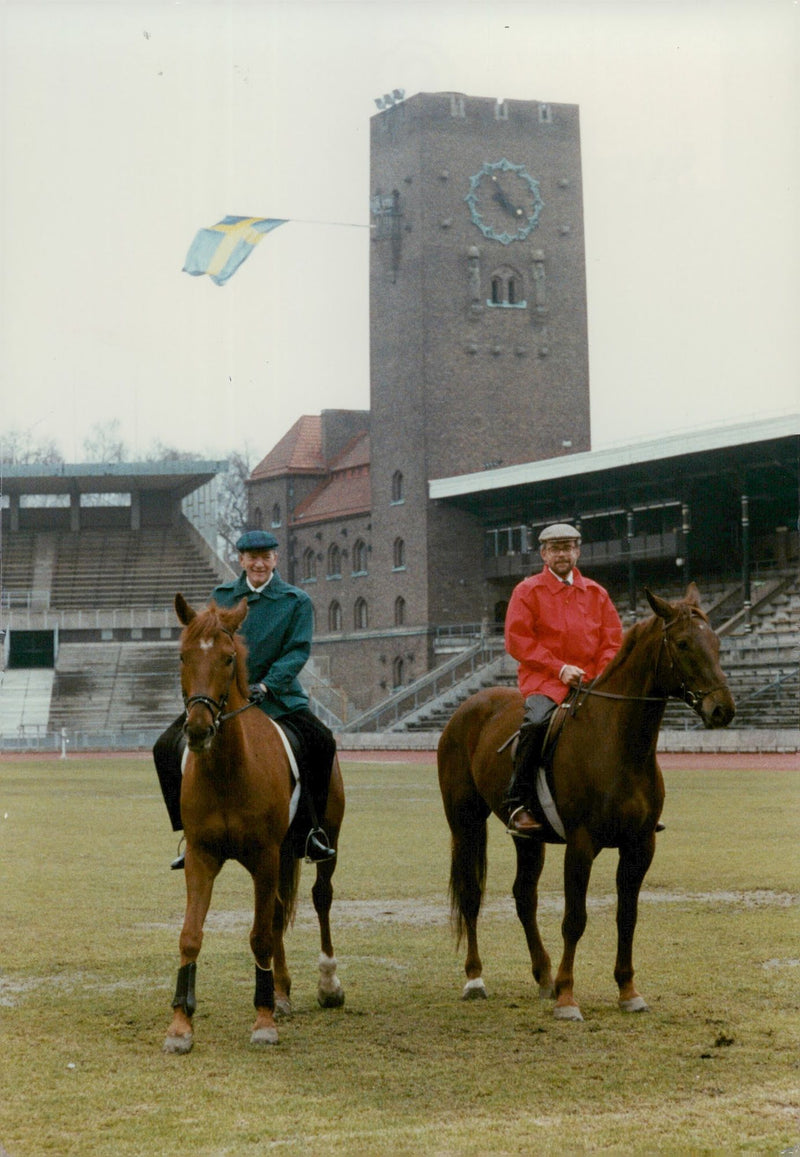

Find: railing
0;589;51;610
343;639;496;733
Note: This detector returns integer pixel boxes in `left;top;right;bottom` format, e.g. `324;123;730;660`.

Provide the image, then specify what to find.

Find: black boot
303;827;336;863
503;719;550;837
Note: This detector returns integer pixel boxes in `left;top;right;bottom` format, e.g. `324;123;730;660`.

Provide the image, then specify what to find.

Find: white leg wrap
318;952;342;995
462;977;487;1000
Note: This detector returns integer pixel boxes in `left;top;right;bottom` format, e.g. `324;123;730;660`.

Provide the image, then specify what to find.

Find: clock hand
492;184;524;217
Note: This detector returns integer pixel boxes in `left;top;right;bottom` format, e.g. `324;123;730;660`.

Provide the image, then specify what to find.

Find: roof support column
626;509;636;620
741;493;751;632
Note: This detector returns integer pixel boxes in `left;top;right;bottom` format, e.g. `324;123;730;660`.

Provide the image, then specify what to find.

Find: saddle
273;716;334;861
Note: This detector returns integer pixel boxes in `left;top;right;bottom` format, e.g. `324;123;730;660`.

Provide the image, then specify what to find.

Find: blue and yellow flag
182;216;287;286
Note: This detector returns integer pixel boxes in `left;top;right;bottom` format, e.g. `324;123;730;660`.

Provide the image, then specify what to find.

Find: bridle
568;611;728;717
181;628;257;739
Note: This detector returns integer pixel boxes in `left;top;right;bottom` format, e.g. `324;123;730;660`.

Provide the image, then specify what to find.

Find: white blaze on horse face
199;638;214;651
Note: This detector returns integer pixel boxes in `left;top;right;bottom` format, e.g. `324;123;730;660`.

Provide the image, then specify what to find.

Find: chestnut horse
437;585;735;1021
163;594;345;1054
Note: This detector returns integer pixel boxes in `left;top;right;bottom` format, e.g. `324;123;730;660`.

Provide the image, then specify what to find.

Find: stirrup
170;836;186;870
304;827;336;864
505;805;538;839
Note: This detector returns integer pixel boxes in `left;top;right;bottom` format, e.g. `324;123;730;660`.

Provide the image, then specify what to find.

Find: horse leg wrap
254;964;275;1011
171;961;197;1017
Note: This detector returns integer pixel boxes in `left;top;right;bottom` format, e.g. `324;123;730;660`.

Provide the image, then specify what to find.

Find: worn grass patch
0;755;798;1155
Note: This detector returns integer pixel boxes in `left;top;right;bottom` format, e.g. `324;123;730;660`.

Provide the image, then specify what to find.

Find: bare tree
82;420;127;463
217;450;251;564
0;429;64;466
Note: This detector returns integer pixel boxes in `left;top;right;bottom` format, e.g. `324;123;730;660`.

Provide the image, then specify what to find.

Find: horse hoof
318;986;345;1009
538;983;555;1000
274;997;293;1019
619;995;649;1013
553;1003;583;1021
251;1027;279;1046
163;1032;194;1054
461;978;487;1001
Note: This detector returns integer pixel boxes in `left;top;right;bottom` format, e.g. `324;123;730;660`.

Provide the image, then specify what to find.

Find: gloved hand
248;682;268;704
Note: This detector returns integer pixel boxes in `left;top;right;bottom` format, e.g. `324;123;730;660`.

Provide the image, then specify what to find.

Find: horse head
645;584;735;729
175;593;250;751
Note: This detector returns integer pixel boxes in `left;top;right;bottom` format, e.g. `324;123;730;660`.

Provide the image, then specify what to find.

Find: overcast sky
1;0;797;466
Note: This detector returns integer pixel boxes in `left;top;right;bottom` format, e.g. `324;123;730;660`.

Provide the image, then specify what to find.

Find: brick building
247;91;592;714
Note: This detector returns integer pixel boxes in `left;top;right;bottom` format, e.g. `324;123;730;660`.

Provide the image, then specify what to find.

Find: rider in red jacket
503;523;622;835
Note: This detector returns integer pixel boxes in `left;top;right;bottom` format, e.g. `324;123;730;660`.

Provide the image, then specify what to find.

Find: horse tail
447;808;488;949
277;842;301;932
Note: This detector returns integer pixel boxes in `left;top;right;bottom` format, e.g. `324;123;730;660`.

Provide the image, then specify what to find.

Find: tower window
538;103;553;124
271;503;281;528
354;597;368;630
391;470;404;504
392;656;405;688
487;266;526;309
328;601;342;632
393;538;406;570
394;596;406;626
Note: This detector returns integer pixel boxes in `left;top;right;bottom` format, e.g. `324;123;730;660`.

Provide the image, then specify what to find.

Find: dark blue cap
236;530;279;552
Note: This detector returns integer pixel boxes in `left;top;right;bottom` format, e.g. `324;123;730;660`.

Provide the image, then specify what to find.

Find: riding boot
503;719;549;837
153;714;187;868
300;782;336;862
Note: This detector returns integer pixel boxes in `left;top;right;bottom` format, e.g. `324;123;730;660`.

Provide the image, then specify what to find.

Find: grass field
0;753;798;1156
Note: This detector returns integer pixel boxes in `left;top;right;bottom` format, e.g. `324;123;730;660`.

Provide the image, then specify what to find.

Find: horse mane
595;594;711;687
181;602;251;700
594;617;654;685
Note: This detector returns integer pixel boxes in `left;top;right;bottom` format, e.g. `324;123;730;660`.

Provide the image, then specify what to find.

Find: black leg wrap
254;965;275;1011
171;961;197;1017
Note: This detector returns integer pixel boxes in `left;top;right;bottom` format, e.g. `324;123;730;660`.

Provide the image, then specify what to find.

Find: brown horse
163;593;345;1054
437;585;735;1021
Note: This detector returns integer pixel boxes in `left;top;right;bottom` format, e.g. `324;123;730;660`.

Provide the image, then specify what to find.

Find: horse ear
684;582;702;608
644;587;674;622
175;592;196;625
224;596;249;632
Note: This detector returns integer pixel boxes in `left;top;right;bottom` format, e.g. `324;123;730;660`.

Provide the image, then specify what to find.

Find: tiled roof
291;434;371;525
329;432;370;472
250;416;325;479
291;469;371;525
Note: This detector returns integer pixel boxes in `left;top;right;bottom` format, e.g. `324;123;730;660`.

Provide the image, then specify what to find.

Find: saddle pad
180;719;301;825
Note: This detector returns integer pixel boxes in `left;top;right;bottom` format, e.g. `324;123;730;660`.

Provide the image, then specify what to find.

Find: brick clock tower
368;92;591;634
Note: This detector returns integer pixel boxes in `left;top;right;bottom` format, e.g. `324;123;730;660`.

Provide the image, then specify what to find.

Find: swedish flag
182;216;287;286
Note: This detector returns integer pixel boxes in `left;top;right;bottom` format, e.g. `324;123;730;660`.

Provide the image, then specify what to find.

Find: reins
567;612;727;716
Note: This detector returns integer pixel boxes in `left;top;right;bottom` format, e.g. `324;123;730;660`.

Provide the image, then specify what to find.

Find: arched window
328;601;342;632
354;597;368;630
302;547;317;582
394;596;406;626
327;543;341;578
487;266;525;308
393;537;406;570
391;470;404;504
352;538;368;574
392;656;404;688
252;507;263;529
271;503;281;527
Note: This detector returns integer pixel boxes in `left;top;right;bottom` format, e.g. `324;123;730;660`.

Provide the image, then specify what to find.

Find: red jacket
505;566;623;703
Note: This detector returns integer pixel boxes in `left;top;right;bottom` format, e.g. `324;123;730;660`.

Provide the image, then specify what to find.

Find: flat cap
236;530;279;551
539;522;581;542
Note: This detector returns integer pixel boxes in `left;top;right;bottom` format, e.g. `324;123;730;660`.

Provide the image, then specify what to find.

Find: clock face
465;159;544;244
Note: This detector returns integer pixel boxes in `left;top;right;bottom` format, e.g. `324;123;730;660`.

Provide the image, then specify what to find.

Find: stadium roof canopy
428;414;800;519
0;460;227;499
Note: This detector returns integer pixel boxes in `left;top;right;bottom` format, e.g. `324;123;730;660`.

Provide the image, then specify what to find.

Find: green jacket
210;571;311;718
